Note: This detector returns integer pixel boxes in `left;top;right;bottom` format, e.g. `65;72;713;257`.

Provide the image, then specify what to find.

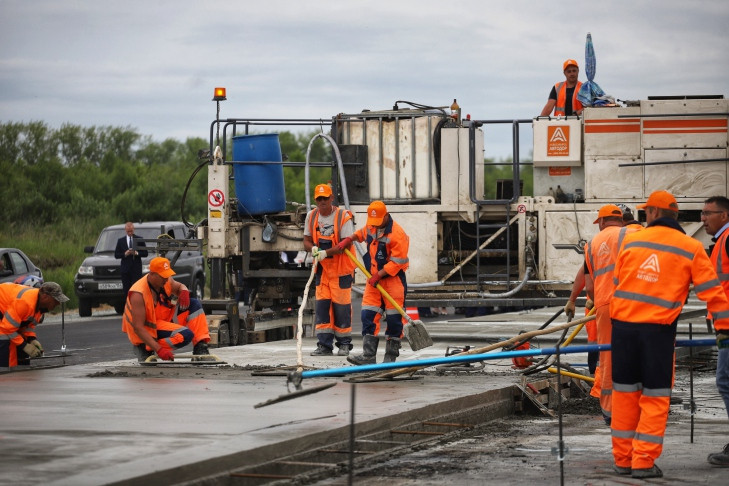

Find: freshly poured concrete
2;304;727;485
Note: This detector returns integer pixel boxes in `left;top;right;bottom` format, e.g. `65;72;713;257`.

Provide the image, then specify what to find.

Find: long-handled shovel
344;248;433;351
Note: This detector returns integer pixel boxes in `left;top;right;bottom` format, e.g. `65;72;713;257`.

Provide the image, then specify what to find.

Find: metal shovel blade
403;320;433;351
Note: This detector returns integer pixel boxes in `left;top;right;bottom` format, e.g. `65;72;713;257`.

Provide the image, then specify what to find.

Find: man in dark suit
114;222;148;298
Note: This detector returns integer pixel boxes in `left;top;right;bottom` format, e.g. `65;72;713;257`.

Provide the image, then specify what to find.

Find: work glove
178;289;190;310
367;273;382;287
585;298;594;311
29;339;44;354
22;342;43;358
564;300;575;321
311;246;327;262
336;237;353;252
717;332;729;349
156;347;174;361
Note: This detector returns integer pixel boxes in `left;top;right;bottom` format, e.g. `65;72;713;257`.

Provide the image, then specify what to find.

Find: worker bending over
0;281;69;368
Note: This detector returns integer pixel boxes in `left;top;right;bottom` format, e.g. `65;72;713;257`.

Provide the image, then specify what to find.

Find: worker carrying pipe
336;201;409;365
609;190;729;479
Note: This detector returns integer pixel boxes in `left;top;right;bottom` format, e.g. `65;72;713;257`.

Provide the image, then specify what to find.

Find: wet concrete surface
2;304;728;485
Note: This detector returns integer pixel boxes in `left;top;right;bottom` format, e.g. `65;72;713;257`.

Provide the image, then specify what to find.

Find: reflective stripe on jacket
610;221;729;330
554;81;583;116
309;206;356;276
0;283;41;347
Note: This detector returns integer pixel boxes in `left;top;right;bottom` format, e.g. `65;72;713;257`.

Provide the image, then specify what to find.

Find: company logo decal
637;253;660;282
547;126;570;156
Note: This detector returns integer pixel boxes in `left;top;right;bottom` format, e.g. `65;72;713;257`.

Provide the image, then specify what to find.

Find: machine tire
78;298;92;317
192;276;205;300
114;301;125;315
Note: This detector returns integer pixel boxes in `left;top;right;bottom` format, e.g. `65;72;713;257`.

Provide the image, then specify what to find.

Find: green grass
2;217;117;311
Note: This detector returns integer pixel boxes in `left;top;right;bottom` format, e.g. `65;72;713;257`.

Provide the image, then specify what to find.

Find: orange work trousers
361;274;405;339
156;298;210;345
314;271;353;350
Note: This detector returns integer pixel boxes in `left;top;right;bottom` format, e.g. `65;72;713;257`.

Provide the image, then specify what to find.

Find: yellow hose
562;306;596;347
547;366;595;383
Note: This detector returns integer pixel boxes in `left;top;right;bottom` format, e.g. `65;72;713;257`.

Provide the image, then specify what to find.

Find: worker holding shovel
337;201;410;364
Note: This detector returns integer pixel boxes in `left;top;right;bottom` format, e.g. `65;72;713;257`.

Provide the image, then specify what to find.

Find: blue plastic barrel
232;133;286;215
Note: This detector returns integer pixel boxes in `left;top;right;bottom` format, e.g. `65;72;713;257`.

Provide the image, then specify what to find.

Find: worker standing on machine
304;183;356;356
540;58;584;117
609;191;729;479
337;200;410;365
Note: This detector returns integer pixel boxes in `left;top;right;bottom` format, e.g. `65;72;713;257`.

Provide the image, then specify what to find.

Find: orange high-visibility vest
0;284;42;347
554;81;583;116
122;276;160;339
309;206;356;276
610;224;729;330
585;225;640;308
710;230;729;296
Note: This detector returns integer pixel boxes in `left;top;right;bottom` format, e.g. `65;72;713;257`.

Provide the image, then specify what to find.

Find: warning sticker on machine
547;126;570;156
548;166;572;176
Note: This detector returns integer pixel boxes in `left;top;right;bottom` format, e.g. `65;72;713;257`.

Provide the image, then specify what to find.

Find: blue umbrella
578;32;606;107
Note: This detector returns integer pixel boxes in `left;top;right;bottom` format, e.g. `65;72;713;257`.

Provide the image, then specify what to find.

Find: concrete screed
1;305;728;485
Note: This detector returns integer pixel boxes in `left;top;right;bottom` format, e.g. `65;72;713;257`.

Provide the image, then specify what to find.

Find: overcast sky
1;0;728;159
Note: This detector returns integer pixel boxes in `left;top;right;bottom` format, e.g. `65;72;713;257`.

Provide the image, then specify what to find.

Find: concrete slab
1;304;726;485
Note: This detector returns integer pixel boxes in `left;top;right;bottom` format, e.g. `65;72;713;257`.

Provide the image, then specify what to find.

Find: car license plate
98;282;123;290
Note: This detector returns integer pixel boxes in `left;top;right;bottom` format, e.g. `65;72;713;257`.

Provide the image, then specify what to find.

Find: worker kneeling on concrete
337;201;410;365
122;257;210;362
0;281;69;368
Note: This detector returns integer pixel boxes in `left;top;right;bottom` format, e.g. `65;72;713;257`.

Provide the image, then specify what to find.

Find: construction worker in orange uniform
337;200;409;364
609;191;729;479
304;183;356;356
122;257;197;362
540;59;584;117
700;195;729;466
0;281;69;368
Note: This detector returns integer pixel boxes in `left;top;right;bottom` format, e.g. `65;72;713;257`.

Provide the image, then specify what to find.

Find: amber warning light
213;87;227;101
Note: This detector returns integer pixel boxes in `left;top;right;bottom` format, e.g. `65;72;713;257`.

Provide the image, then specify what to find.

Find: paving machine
194;89;728;347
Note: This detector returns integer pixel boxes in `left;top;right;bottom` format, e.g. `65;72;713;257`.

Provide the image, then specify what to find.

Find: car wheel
78;298;92;317
193;276;204;300
114;301;125;315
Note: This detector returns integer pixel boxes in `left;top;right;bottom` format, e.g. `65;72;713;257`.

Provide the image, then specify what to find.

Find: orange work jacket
554;81;583;116
710;229;729;296
353;216;409;279
610;221;729;331
308;206;356;276
0;283;42;347
585;225;640;308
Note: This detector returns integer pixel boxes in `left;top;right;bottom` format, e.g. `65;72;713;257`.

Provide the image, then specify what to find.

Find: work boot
631;464;662;479
708;443;729;466
612;465;631;475
311;344;333;356
383;338;401;363
337;343;352;356
347;335;379;365
193;341;210;356
133;344;153;363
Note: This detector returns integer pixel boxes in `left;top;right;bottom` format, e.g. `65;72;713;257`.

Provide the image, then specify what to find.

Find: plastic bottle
450;99;461;122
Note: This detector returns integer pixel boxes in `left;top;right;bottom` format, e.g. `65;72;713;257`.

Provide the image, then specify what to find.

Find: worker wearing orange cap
540;58;584;117
578;204;642;425
336;200;410;364
122;257;195;362
304;183;356;357
609;191;729;479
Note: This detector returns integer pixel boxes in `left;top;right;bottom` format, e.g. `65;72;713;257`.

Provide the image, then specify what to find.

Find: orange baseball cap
366;200;387;226
636;190;679;211
593;204;623;224
314;183;332;198
563;59;579;71
149;257;176;278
